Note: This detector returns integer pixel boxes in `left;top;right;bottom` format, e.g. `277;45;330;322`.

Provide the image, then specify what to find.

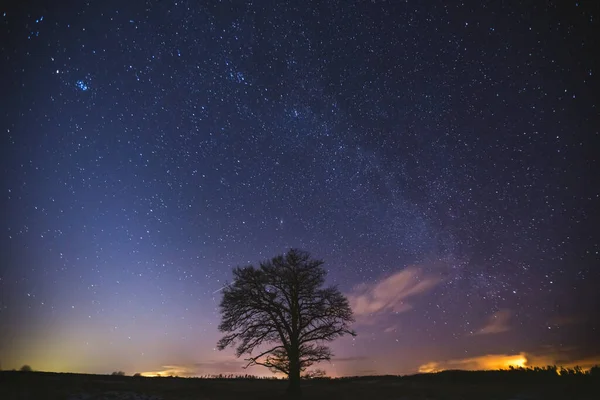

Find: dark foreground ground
1;370;599;400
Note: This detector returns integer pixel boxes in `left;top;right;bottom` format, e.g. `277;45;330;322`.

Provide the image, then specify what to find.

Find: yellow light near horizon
452;353;529;371
139;366;192;377
418;353;529;373
498;354;527;370
417;362;440;373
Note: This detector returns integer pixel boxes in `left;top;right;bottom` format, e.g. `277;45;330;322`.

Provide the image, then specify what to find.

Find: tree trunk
287;354;302;396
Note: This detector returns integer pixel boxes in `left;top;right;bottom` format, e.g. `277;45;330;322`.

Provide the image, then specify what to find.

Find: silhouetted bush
111;371;126;376
20;365;32;372
133;372;142;377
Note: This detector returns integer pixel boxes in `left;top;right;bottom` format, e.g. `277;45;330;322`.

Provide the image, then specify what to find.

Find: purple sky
1;0;598;377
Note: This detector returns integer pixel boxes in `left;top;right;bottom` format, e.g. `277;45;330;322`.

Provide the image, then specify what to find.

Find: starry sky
1;0;599;377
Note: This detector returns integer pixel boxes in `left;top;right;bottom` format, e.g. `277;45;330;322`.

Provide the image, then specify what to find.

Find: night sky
1;0;599;377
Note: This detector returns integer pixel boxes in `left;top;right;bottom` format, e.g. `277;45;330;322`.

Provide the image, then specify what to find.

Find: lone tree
217;249;355;394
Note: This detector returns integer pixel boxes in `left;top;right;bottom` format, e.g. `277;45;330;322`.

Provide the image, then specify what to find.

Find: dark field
1;370;599;400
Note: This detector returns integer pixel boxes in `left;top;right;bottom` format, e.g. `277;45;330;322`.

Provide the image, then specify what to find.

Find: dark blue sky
1;0;598;376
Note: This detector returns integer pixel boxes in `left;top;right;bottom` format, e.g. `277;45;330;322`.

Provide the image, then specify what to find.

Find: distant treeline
3;364;599;382
144;373;280;380
336;365;600;383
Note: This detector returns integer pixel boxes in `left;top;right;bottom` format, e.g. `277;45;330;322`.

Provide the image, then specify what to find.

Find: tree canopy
217;249;355;393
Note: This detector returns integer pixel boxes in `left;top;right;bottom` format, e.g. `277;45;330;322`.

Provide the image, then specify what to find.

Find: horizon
1;0;598;381
3;358;598;379
3;346;600;378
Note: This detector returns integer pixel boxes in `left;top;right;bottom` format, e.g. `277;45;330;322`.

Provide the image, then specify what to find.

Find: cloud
418;349;600;373
473;309;511;335
347;267;441;321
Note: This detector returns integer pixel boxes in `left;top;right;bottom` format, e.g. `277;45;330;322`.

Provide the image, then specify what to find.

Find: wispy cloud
347;267;441;321
473;309;511;335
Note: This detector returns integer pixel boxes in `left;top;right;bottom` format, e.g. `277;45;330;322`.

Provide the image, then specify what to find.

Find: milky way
1;0;598;377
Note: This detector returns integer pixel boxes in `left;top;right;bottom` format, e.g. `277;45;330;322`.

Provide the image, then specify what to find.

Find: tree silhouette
20;365;32;372
217;249;356;394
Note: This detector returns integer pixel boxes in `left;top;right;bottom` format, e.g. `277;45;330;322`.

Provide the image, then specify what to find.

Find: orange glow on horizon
418;353;528;373
418;352;599;374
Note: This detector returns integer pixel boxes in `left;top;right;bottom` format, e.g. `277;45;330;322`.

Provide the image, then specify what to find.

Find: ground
0;371;598;400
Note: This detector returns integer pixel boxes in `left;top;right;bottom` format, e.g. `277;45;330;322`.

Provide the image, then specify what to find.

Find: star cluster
1;0;598;376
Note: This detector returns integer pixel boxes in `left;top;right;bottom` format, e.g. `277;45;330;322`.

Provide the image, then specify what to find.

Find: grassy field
1;370;598;400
